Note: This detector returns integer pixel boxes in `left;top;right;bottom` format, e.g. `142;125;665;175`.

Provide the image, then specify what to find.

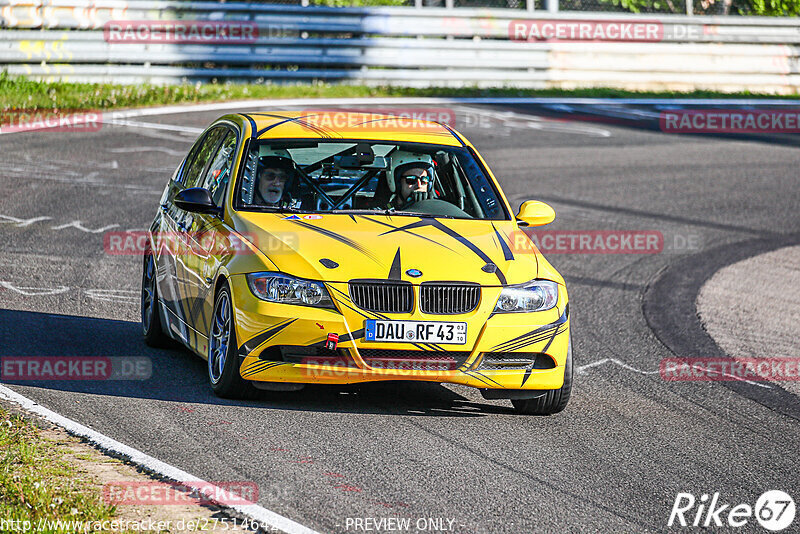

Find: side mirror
516;200;555;227
174;188;221;216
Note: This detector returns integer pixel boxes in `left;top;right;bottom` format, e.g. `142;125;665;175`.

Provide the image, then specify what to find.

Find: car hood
233;212;539;286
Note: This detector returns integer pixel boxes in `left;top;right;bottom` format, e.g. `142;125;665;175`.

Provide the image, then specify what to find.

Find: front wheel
208;283;257;399
511;336;573;415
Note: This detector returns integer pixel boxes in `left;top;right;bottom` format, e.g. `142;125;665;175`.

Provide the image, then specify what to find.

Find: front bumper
229;275;570;390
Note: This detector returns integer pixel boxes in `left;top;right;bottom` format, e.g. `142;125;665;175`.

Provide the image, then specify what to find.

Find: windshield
235;140;508;220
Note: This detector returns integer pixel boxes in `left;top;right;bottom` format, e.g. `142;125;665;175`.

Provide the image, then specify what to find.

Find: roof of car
239;111;464;147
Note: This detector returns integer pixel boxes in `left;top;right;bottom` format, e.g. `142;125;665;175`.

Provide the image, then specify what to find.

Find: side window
183;127;226;188
239;145;259;205
199;131;237;206
177;142;202;185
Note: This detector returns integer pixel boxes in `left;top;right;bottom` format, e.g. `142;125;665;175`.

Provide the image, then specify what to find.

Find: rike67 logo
669;491;795;531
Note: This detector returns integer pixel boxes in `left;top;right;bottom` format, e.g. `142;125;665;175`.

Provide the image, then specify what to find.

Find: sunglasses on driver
402;173;432;185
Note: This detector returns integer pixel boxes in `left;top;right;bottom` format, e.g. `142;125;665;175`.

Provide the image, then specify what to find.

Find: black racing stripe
462;370;502;388
242;362;285;378
378;218;506;285
492;223;514;261
422;343;449;352
328;285;392;321
440;123;467;147
428;219;506;284
328;284;350;301
471;370;503;387
388;248;402;280
336;295;389;322
358;216;457;252
492;322;567;353
240;113;257;137
520;311;569;387
339;329;365;343
493;326;561;353
289;220;380;263
238;318;297;356
354;118;398;127
241;361;285;378
463;371;493;387
287;117;339;138
520;368;533;387
255;114;337;138
491;306;569;352
463;353;483;371
255;115;320;137
541;304;569;353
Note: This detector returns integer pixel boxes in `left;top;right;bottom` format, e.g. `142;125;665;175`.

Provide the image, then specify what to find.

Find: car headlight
246;272;336;309
494;280;558;313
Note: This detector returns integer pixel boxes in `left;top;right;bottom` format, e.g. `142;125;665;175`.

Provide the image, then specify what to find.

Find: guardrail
2;0;800;91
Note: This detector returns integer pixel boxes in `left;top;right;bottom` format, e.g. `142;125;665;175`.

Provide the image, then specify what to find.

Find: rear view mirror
333;155;388;170
516;200;555;227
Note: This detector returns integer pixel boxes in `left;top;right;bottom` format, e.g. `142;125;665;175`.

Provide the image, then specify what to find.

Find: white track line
576;358;772;389
576;357;660;375
101;118;204;134
0;384;322;534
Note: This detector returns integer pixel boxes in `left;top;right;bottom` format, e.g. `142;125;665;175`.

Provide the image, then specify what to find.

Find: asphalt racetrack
1;102;799;533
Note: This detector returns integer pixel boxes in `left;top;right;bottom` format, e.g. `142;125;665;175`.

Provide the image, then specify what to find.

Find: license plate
364;320;467;345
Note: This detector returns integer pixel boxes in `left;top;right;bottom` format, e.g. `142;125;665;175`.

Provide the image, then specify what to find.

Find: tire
511;336;573;415
141;250;170;347
208;283;258;399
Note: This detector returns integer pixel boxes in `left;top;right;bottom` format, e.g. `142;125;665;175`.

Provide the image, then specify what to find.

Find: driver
255;155;294;206
388;151;435;209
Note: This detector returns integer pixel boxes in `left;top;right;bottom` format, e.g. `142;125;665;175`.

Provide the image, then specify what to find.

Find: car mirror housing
174;188;222;216
515;200;555;227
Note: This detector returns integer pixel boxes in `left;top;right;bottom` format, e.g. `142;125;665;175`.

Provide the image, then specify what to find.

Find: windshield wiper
329;209;386;215
383;209;452;218
324;208;454;219
246;205;304;213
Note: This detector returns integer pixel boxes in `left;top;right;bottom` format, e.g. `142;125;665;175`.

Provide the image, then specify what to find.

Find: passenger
255;156;294;206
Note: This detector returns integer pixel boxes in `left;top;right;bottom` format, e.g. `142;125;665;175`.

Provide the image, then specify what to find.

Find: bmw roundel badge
406;268;422;278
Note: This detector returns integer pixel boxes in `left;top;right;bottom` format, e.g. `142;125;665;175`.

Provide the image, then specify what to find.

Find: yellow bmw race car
141;111;572;414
